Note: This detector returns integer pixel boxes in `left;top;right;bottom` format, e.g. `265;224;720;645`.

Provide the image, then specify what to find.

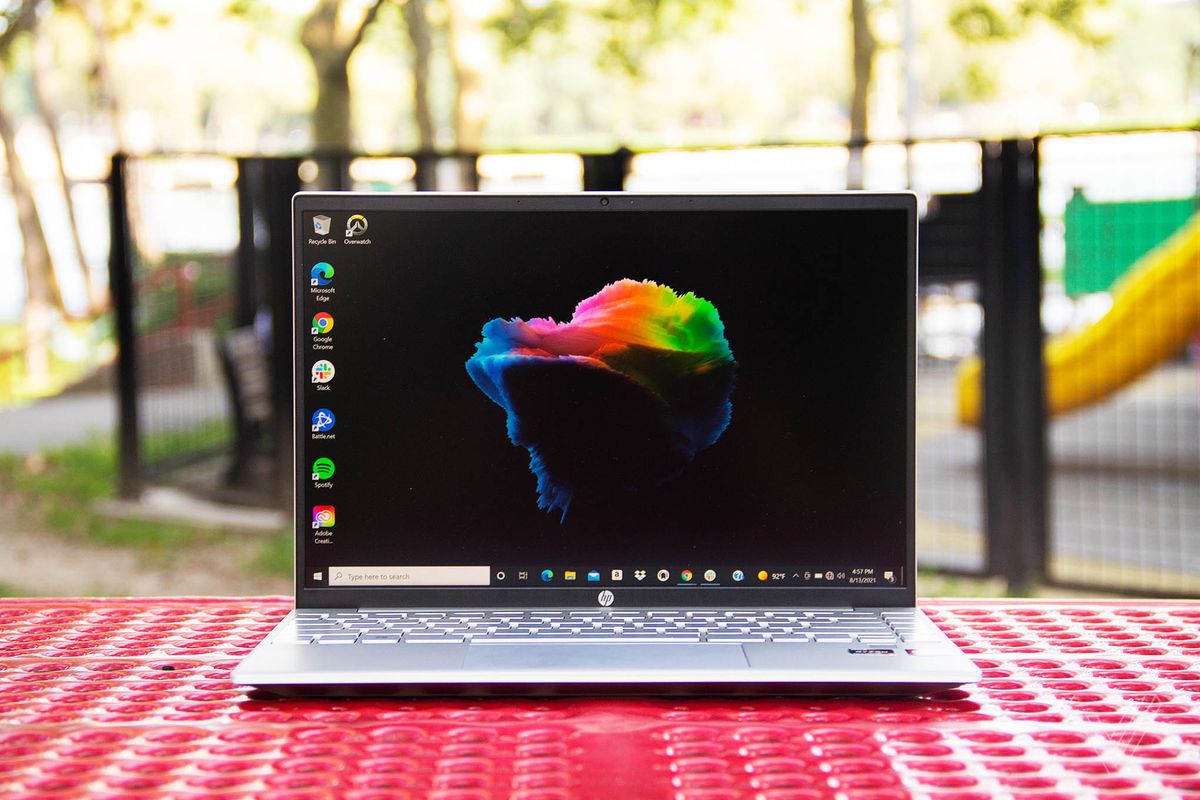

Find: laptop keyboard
287;609;943;645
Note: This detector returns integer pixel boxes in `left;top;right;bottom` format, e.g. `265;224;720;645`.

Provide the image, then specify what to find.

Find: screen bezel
292;191;917;608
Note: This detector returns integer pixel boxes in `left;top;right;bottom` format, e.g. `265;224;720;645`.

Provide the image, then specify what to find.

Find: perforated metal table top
1;598;1199;799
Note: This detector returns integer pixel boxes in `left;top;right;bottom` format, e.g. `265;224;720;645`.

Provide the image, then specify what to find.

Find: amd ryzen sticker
848;648;895;655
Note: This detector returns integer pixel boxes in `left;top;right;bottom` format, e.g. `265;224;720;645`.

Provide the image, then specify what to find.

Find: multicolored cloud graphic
466;279;736;520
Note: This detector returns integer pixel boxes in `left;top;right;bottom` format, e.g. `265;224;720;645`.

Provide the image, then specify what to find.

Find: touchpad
463;644;749;671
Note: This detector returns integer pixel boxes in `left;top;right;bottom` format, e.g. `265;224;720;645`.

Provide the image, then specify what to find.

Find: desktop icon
611;569;623;581
634;570;646;581
565;570;576;581
732;569;745;582
757;570;769;581
313;214;331;235
656;569;670;582
587;570;600;582
310;262;334;286
310;408;335;432
703;569;717;582
311;360;335;384
312;506;335;528
681;569;693;582
345;214;368;237
311;457;335;480
540;569;554;582
311;312;334;335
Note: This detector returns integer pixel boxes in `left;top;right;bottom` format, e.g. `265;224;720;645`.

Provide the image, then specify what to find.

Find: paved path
0;391;116;454
918;361;1199;593
0;386;229;455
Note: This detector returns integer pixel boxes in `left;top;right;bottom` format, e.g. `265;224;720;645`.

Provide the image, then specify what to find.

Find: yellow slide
957;212;1200;425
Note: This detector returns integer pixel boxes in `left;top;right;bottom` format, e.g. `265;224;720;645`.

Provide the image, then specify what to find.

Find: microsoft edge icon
310;262;334;287
540;569;554;582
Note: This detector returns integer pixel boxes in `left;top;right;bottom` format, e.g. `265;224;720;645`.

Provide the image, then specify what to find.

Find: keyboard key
360;635;402;644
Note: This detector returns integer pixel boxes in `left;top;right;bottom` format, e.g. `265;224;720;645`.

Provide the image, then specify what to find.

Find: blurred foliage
247;528;293;579
0;438;202;555
488;0;735;76
949;0;1111;45
0;436;289;576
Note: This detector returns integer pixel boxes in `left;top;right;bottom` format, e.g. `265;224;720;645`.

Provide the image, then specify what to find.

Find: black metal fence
107;131;1200;595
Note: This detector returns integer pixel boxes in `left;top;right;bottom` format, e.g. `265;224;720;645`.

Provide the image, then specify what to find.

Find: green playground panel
1063;191;1197;296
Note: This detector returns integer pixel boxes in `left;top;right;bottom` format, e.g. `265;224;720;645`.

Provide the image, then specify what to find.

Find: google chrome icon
312;312;333;334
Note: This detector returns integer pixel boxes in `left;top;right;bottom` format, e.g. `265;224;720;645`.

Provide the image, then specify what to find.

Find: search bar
327;566;490;587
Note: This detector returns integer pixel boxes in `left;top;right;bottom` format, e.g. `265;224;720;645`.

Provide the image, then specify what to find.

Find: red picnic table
0;598;1198;799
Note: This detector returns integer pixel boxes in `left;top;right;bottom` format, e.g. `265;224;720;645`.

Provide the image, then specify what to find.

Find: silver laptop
232;192;981;695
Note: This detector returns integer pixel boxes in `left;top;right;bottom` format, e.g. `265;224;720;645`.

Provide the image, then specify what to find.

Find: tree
489;0;732;77
399;0;433;150
849;0;1109;187
848;0;875;189
299;0;385;152
0;0;65;381
31;6;105;315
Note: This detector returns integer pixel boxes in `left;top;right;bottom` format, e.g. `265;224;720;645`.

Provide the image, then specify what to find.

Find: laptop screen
296;195;913;601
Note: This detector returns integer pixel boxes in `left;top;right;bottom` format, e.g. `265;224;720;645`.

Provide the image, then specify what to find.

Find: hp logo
597;590;615;607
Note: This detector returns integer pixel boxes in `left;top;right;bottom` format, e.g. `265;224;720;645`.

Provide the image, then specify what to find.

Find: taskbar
309;565;904;589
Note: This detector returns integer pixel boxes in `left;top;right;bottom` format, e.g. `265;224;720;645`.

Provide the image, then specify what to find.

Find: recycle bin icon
313;214;332;235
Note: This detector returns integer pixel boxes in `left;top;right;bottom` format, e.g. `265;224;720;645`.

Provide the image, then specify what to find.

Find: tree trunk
402;0;434;152
848;0;876;190
311;56;353;152
301;0;385;154
33;23;105;316
446;0;489;189
82;0;161;263
0;81;64;382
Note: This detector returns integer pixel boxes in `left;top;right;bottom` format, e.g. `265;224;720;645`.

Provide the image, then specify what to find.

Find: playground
919;174;1200;595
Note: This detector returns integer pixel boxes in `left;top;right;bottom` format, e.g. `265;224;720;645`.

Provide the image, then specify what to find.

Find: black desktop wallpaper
300;208;908;579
